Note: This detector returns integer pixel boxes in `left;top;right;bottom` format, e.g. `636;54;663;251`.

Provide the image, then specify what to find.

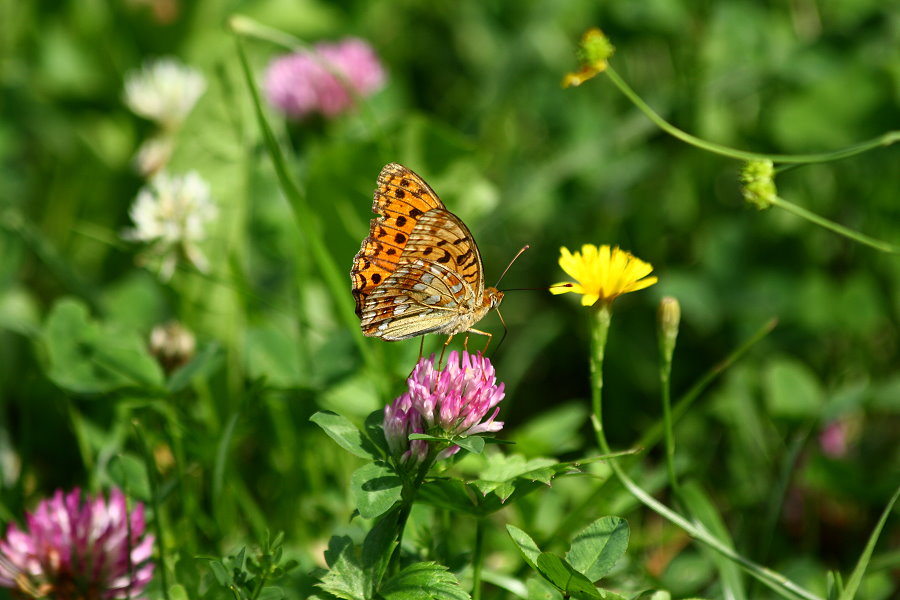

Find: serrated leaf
565;516;629;582
311;411;379;459
350;461;402;519
507;525;542;570
419;458;579;516
536;553;601;598
317;537;370;600
379;562;470;600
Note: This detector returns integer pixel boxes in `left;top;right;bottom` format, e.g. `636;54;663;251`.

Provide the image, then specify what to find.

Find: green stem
659;354;679;497
229;25;384;391
392;453;437;574
549;318;776;542
589;304;611;433
602;66;900;164
588;312;820;600
769;196;900;254
133;422;171;600
472;518;486;600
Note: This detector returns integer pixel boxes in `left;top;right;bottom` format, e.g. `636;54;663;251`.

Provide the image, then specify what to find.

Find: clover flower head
383;393;428;466
123;170;218;280
265;37;386;119
124;57;206;130
563;28;615;88
407;351;506;459
740;159;777;210
0;488;155;599
551;244;658;307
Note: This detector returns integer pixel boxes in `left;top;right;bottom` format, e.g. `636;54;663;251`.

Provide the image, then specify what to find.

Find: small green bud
658;296;681;361
740;159;777;210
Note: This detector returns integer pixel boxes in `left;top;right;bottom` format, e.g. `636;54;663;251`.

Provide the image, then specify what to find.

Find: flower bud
740;160;777;210
657;296;681;361
150;321;196;372
563;28;615;88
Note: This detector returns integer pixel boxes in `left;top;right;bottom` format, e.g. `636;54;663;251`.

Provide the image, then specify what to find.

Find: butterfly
350;163;504;342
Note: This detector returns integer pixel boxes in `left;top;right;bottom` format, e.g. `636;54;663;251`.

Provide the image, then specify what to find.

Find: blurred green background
1;0;899;598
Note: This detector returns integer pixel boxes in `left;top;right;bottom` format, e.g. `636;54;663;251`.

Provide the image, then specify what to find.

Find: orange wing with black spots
350;163;504;341
351;163;443;317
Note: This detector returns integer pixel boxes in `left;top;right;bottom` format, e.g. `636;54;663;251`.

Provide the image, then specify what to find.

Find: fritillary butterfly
350;163;504;341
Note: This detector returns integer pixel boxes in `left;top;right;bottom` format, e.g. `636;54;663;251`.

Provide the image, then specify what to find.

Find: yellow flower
551;244;658;306
562;28;615;88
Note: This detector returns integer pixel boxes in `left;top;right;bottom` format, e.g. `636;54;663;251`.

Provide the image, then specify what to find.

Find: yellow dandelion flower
551;244;658;306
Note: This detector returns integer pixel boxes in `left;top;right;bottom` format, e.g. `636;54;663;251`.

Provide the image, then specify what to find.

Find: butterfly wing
358;207;487;340
351;163;445;317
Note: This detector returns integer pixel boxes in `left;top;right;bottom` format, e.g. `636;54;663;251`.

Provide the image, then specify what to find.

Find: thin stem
392;453;437;574
591;431;823;600
472;518;486;600
602;66;900;164
660;355;679;497
588;312;821;600
769;196;900;254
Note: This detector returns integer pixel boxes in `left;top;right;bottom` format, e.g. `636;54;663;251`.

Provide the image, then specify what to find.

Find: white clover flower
124;171;218;280
124;57;206;130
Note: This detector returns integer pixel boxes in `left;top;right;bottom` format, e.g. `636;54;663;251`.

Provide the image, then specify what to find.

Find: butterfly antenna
490;306;509;358
493;245;529;288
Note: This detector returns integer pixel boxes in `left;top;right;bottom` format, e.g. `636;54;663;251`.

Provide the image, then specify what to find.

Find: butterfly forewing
351;164;444;316
351;163;500;341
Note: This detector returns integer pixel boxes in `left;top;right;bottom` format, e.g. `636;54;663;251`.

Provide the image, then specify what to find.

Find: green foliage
2;0;899;598
508;517;630;598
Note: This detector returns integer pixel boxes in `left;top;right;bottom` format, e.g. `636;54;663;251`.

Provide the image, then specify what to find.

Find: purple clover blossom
383;394;428;466
264;37;386;119
0;488;154;599
408;351;505;437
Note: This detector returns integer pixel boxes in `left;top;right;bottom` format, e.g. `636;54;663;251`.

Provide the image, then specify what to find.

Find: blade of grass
838;483;900;600
229;25;382;388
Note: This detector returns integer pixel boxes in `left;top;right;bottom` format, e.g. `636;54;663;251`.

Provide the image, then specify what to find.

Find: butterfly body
351;163;502;341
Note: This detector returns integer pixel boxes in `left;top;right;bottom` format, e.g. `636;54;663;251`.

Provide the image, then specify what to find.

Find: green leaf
361;507;400;585
535;553;601;599
350;461;402;519
257;588;285;600
105;453;152;501
41;297;165;394
526;576;564;600
379;562;470;600
763;357;823;419
166;341;223;393
565;516;630;582
420;457;578;516
454;435;485;454
311;411;379;459
507;524;542;571
678;482;746;600
318;536;370;600
838;484;900;600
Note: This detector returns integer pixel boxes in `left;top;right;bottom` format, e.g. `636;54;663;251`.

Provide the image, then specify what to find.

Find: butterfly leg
439;335;454;366
466;328;493;355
